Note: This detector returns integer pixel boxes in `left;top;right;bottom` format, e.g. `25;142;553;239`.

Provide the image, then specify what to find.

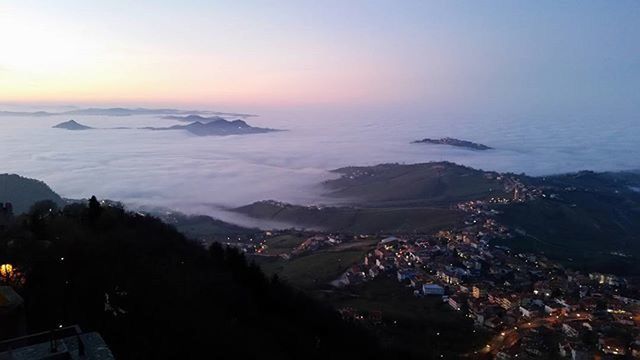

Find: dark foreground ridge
0;198;382;359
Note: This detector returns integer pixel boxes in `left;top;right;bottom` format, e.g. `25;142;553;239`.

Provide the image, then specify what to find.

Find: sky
1;1;639;118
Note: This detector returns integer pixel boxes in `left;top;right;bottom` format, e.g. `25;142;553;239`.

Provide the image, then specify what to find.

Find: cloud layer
1;110;638;223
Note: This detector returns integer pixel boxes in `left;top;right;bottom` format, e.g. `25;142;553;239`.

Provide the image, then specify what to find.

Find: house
437;270;461;285
422;284;445;296
448;296;461;311
380;236;399;245
519;306;533;318
562;323;578;338
544;303;560;314
599;337;627;356
397;269;417;282
472;286;486;299
484;316;502;330
589;273;625;287
498;295;519;310
329;272;350;288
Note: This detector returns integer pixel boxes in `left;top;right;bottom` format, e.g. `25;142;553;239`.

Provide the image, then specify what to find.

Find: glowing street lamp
0;263;25;287
0;263;14;278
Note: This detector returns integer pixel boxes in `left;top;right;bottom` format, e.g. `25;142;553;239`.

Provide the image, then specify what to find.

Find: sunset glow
1;1;637;116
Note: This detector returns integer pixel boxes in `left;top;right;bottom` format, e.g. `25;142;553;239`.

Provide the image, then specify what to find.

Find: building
422;284;445;296
397;269;417;282
498;296;518;310
448;296;462;311
562;323;578;338
0;325;114;359
437;270;461;285
519;306;533;318
599;337;627;356
472;285;486;299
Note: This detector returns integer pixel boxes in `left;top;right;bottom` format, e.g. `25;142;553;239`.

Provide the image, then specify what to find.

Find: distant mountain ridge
412;137;492;150
53;118;280;136
162;114;228;122
147;119;280;136
53;120;93;130
0;174;65;214
0;107;257;118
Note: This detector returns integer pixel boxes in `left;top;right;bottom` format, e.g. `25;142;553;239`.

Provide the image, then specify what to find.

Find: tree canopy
0;199;382;359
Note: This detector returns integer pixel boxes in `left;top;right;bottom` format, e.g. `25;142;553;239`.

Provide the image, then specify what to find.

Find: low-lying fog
1;108;639;224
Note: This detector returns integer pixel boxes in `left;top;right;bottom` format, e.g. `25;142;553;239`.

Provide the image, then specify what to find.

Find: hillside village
2;170;638;358
241;177;640;359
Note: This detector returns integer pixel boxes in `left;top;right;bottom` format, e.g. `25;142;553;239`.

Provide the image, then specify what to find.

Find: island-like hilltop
148;118;280;136
52;120;93;130
53;118;281;136
412;137;492;150
162;114;229;122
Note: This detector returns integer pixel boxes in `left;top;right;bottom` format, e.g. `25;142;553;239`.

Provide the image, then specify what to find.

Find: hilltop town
238;174;640;358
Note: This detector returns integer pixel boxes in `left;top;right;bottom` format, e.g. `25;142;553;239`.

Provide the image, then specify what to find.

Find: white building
422;284;445;296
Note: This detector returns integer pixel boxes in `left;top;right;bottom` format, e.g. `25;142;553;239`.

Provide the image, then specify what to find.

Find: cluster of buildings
328;181;640;359
248;231;350;259
229;174;640;358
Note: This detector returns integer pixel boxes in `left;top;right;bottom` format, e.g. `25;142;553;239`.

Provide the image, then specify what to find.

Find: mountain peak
52;120;93;130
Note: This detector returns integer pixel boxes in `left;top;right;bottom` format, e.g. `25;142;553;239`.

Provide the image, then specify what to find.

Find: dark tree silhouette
0;199;384;360
87;195;101;221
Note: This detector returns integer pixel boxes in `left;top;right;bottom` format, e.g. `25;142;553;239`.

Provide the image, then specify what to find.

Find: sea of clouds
1;107;638;224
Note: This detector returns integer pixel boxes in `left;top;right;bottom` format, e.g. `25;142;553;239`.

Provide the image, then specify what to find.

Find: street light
0;263;14;278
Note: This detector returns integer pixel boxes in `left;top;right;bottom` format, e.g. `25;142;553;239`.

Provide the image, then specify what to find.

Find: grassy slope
255;238;378;289
325;162;509;207
262;233;308;255
170;214;256;240
237;202;463;233
321;276;489;358
235;162;502;233
496;190;640;274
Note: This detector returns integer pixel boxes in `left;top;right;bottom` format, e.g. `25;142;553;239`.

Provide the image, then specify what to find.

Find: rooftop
0;326;114;360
